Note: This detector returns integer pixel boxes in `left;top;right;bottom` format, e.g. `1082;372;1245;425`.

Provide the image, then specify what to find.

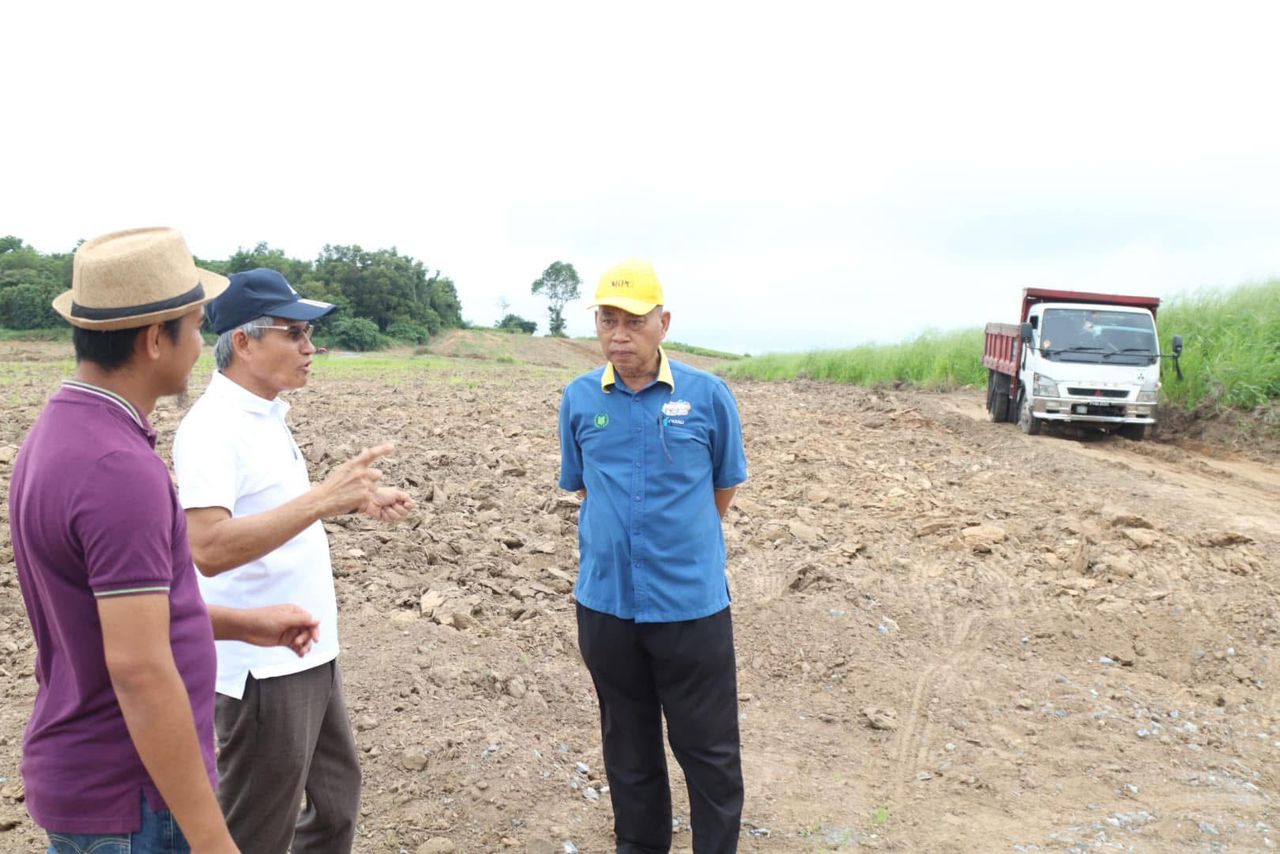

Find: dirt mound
1157;399;1280;462
0;344;1276;851
427;329;731;373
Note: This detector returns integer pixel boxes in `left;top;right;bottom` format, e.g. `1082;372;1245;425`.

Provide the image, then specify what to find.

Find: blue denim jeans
46;794;190;853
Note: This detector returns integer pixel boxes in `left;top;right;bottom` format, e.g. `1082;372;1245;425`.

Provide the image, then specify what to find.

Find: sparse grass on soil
0;328;70;342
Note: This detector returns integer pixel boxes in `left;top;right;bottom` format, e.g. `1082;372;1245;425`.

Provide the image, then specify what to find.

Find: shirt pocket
658;420;710;474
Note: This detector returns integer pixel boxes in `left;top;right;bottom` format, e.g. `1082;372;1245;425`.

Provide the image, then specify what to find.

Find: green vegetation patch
721;328;985;389
1157;279;1280;411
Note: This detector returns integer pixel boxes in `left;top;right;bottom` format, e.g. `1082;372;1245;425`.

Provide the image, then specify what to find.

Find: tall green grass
1156;279;1280;410
720;328;986;388
722;279;1280;414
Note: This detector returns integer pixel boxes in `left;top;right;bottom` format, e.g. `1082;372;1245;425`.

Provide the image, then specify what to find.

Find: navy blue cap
206;268;337;334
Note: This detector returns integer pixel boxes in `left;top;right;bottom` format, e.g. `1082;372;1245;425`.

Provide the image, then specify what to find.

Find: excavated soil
0;340;1277;852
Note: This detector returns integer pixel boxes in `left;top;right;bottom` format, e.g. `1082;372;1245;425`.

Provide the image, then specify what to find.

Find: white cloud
4;1;1279;353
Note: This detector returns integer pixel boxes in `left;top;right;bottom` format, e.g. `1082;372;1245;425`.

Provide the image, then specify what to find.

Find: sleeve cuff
93;583;172;598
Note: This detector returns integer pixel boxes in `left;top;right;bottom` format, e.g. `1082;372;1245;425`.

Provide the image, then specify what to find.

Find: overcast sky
5;1;1280;354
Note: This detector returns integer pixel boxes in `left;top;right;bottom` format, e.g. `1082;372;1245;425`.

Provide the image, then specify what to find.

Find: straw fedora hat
52;227;230;331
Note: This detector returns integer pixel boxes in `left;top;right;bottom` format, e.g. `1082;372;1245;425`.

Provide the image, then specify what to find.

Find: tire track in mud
888;603;976;806
940;391;1280;538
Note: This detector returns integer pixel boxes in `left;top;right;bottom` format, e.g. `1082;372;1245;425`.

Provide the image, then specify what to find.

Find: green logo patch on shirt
594;413;610;429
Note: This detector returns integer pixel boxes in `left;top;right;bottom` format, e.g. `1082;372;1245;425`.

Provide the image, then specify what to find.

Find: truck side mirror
1172;335;1183;356
1019;322;1034;343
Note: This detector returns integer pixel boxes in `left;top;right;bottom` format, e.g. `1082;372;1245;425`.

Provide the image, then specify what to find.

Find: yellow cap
589;259;665;315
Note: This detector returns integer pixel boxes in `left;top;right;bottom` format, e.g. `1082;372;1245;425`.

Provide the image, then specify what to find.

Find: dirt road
0;343;1276;851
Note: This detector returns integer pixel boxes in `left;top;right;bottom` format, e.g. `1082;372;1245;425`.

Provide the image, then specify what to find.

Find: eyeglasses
259;323;315;343
597;313;654;332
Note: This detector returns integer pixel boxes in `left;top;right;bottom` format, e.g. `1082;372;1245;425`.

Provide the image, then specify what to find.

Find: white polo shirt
173;371;339;699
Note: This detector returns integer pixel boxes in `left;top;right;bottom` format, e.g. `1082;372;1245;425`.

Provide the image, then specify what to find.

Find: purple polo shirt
7;382;217;833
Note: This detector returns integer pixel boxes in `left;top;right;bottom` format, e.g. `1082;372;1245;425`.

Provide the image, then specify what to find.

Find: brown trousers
214;660;361;854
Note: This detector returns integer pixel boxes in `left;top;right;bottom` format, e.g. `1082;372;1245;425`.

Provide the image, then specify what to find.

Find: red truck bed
983;288;1162;380
983;323;1021;377
1016;288;1160;323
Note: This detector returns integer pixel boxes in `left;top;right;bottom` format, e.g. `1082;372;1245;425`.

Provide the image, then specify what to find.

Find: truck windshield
1038;309;1158;365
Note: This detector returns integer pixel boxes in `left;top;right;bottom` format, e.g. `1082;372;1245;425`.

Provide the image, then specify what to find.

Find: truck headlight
1032;373;1058;397
1136;389;1159;403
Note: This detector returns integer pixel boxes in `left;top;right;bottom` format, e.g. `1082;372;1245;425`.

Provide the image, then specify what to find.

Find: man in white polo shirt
173;268;415;853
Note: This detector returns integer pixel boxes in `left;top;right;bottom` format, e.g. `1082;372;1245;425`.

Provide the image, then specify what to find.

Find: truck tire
987;371;1011;423
986;372;1010;422
1017;390;1041;435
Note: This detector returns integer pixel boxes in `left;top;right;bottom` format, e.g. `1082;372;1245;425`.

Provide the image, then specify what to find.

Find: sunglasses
259;323;315;343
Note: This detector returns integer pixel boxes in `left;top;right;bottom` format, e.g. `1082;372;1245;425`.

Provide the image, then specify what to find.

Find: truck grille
1070;402;1127;417
1065;387;1129;399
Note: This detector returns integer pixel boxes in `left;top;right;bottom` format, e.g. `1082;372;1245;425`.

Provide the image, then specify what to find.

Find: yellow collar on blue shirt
602;347;675;393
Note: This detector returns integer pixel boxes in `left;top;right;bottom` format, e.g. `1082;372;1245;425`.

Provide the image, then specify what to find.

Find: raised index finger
351;442;396;466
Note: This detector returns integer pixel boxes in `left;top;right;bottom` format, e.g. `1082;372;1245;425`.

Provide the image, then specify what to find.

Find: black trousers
214;661;361;854
577;604;743;854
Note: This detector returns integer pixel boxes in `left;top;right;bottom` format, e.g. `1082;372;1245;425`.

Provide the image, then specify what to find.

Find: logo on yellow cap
591;260;665;315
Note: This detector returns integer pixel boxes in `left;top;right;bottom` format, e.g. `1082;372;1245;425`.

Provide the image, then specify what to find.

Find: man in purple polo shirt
8;228;324;853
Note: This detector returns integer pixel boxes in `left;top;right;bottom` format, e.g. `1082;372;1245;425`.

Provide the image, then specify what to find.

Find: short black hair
72;318;184;371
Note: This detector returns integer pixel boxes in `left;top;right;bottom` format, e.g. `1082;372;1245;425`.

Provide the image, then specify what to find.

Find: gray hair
213;317;271;370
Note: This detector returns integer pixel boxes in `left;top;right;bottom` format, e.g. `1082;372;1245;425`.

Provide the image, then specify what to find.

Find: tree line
0;237;466;350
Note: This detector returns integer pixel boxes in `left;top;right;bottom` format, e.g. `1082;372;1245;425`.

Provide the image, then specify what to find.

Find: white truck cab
984;288;1184;441
1021;303;1161;438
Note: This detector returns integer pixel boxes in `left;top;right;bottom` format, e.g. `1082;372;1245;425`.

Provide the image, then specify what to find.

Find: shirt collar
208;370;291;418
602;347;675;394
61;380;156;444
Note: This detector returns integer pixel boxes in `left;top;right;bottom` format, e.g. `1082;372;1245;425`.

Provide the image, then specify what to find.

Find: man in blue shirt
558;260;748;853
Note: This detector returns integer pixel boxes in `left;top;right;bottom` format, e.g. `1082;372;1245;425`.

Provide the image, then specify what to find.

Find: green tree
496;313;537;334
0;237;71;329
531;261;581;337
386;318;431;344
312;245;451;333
0;282;61;328
427;276;463;328
226;242;313;284
326;316;383;351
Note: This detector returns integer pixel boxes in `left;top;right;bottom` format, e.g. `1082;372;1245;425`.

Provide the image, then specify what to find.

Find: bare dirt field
0;338;1277;852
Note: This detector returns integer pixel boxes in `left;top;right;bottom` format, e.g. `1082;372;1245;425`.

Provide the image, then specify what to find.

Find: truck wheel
1017;391;1041;435
1118;423;1146;441
993;391;1010;423
987;372;1010;422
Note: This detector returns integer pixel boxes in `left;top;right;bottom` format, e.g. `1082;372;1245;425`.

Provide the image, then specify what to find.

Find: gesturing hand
318;442;395;517
361;486;416;522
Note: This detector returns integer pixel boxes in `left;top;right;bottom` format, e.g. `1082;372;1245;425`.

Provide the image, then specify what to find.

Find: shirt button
633;494;641;501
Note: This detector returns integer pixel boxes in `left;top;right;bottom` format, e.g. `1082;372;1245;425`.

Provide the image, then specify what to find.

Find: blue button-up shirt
558;349;748;622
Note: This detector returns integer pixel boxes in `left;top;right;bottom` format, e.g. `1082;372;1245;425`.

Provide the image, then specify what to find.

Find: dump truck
983;288;1183;440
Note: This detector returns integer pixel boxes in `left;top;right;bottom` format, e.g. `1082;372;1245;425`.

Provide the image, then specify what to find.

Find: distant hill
426;329;732;372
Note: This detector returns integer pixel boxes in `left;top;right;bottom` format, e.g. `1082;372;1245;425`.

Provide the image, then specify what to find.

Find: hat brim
586;296;660;315
53;267;231;331
260;298;339;324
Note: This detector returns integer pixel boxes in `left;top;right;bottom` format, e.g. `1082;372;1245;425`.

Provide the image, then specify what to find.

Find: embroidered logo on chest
662;400;692;417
